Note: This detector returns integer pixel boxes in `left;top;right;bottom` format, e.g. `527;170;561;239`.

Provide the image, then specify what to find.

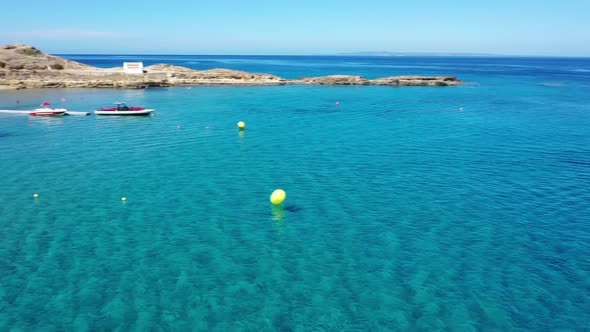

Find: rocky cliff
0;44;463;89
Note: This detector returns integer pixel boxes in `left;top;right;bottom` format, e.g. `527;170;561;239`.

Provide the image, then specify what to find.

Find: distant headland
0;44;463;89
338;51;504;57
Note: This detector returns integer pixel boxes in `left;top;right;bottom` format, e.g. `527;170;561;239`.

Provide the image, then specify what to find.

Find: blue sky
1;0;589;55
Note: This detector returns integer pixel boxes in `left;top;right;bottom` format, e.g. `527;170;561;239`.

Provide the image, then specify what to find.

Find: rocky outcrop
0;44;463;89
294;75;370;85
0;44;93;71
370;75;461;86
144;65;288;86
287;75;460;86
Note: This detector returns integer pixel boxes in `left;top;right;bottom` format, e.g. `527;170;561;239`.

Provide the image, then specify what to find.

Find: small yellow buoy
33;193;39;198
237;121;246;130
121;197;127;202
270;189;286;205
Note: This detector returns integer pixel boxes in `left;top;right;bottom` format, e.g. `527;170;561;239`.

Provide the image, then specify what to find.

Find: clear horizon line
52;52;590;58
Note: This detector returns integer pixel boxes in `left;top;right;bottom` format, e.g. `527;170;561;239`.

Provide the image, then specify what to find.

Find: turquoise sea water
1;56;590;330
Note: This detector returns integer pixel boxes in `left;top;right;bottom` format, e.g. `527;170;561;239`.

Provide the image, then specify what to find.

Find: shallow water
1;56;589;330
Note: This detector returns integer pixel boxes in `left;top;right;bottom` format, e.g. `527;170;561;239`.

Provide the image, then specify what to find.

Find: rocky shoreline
0;44;463;89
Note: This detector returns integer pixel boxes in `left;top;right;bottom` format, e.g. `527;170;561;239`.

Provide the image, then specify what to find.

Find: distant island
0;44;463;89
338;51;504;57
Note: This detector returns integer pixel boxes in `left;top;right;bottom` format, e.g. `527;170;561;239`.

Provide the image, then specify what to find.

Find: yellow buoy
237;121;246;130
33;193;39;198
270;189;286;205
121;197;127;202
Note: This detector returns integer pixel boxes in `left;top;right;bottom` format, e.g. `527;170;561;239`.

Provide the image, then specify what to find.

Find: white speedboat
95;102;155;116
30;102;67;116
29;108;67;116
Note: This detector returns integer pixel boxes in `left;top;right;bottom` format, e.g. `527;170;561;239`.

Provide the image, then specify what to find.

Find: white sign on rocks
124;62;143;74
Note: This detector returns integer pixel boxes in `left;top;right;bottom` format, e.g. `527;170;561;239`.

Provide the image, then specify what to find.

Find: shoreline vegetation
0;44;463;89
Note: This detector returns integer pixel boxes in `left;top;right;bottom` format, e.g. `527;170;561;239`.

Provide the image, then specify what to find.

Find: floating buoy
237;121;246;130
61;98;67;102
33;193;39;198
177;125;182;129
121;197;127;202
270;189;286;205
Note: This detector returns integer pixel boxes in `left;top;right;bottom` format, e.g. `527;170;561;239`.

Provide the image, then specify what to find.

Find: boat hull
94;109;155;116
29;108;67;116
